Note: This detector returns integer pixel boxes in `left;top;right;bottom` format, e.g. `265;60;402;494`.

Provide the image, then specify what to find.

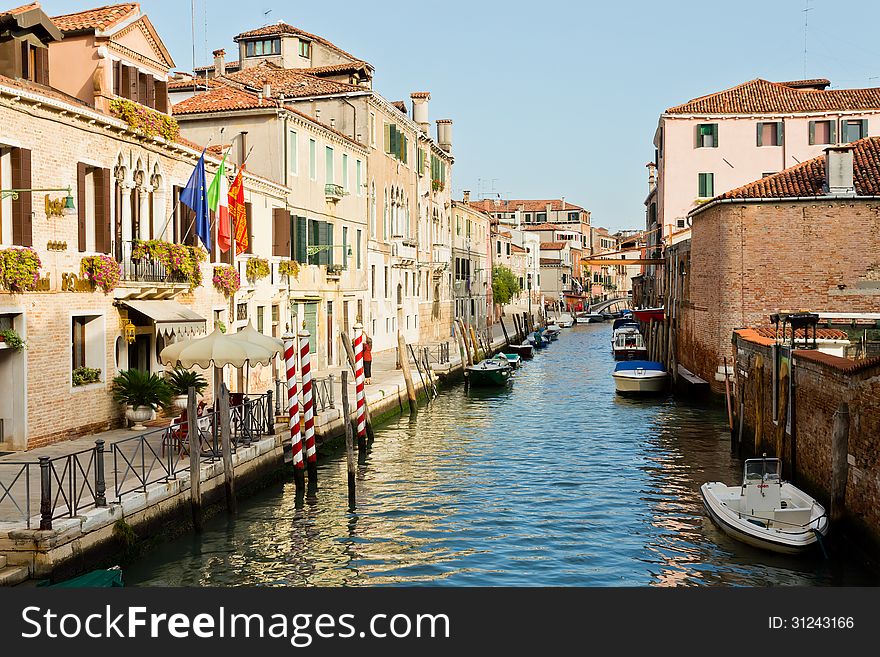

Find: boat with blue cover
612;360;667;393
464;359;512;386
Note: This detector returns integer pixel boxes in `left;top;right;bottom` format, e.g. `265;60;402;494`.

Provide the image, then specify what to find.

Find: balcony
324;183;345;202
432;244;451;272
116;240;190;299
391;237;417;266
325;263;344;279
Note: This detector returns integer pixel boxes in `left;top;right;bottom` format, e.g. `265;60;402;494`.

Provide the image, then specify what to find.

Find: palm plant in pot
112;369;173;430
166;367;208;412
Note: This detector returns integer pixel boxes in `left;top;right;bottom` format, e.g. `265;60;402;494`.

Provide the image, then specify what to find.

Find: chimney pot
411;92;431;134
436;119;453;152
262;79;271;99
462;190;470;203
213;49;226;77
825;145;856;196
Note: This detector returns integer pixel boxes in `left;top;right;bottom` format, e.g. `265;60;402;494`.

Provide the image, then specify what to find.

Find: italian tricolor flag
208;151;231;252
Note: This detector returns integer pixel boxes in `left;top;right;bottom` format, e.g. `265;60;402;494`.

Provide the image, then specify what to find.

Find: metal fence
274;375;335;416
119;240;189;284
418;342;451;365
0;393;273;531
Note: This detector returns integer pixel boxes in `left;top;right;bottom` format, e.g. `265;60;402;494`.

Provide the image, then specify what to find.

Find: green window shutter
756;122;763;146
695;124;701;148
384;123;391;153
295;216;307;263
808;121;815;145
342;226;348;270
777;122;784;146
712;124;718;148
830;120;837;144
861;119;869;139
326;222;334;267
707;173;714;197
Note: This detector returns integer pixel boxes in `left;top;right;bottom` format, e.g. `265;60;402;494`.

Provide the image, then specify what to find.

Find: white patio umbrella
227;323;284;395
159;328;277;408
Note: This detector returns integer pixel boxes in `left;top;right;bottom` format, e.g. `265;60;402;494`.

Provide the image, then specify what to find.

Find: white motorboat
611;327;647;360
555;313;574;328
575;312;604;324
612;360;667;393
700;458;828;554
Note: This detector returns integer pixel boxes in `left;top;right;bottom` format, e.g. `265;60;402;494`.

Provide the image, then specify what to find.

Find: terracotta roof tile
0;72;92;109
391;100;407;114
194;60;241;72
523;222;581;231
752;326;849;340
410;91;430;99
511;244;527;254
51;3;139;32
667;78;880;115
234;22;363;65
173;83;276;114
712;136;880;202
221;62;362;99
299;61;371;76
172;82;365;147
539;241;566;250
3;3;40;16
793;350;880;374
469;199;585;213
168;77;222;91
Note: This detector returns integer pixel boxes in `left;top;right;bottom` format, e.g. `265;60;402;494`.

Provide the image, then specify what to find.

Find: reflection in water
126;325;877;587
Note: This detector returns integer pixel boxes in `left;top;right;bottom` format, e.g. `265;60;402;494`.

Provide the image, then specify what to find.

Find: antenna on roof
263;8;272;26
802;0;813;79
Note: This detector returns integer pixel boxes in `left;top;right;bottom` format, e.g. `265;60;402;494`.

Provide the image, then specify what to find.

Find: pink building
651;78;880;246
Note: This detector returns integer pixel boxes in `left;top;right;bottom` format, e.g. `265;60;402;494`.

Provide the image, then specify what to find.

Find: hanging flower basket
279;259;300;280
109;98;180;142
0;247;42;293
213;265;240;296
80;255;121;293
245;257;270;283
131;239;206;289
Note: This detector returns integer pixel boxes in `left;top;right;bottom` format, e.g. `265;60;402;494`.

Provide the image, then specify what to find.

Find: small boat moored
701;457;828;555
555;313;574;328
494;352;522;369
507;342;534;359
464;359;512;386
632;307;665;322
612;360;667;394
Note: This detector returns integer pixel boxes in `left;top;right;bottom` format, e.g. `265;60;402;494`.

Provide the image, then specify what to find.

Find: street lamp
1;187;76;217
527;272;532;318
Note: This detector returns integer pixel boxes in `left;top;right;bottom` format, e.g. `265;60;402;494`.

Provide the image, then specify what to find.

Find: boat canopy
614;360;664;372
744;457;781;485
612;319;639;331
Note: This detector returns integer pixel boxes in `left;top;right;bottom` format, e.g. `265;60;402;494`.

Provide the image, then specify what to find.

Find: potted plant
165;367;208;412
0;328;26;351
112;369;173;430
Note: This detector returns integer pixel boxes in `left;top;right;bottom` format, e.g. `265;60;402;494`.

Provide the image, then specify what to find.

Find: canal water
126;324;877;587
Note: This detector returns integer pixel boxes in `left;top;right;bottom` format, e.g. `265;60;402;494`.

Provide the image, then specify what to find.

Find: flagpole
157;132;218;243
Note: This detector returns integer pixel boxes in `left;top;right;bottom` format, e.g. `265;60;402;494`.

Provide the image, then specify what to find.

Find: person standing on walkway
364;335;373;384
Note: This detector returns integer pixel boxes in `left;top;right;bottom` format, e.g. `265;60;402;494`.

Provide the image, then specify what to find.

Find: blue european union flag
180;151;211;251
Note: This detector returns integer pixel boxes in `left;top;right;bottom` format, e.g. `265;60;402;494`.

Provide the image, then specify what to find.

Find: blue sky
37;0;880;230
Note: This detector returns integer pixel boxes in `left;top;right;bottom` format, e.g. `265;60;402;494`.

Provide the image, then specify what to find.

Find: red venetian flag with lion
228;170;248;255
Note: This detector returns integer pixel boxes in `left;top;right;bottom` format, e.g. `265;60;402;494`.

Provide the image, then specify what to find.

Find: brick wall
678;200;880;391
734;334;880;550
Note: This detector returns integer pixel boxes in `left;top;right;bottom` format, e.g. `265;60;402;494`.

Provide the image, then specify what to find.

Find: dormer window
245;38;281;57
299;40;311;58
20;42;49;85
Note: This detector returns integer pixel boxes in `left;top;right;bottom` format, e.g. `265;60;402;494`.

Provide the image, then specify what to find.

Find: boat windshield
743;458;781;485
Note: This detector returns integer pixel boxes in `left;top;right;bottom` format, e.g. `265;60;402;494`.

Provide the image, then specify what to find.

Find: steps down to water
0;562;29;587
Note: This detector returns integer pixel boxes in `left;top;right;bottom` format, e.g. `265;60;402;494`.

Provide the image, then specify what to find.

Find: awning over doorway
120;300;207;339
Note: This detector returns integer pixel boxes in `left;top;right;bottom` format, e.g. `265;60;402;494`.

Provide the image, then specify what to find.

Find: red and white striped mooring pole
283;331;305;495
299;326;318;489
353;323;367;454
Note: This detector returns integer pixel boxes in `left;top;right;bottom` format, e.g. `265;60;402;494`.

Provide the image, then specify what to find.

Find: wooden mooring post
187;386;203;532
500;318;511;347
754;355;764;454
341;330;374;443
457;319;473;366
469;325;480;361
831;402;850;523
341;370;356;510
453;320;467;368
397;331;418;414
775;359;790;463
218;382;236;515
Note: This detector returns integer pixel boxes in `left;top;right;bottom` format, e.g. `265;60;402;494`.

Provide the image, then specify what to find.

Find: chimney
411;92;431;134
561;196;566;212
212;48;226;77
462;190;470;203
646;162;657;192
262;79;271;99
825;146;855;196
437;119;453;152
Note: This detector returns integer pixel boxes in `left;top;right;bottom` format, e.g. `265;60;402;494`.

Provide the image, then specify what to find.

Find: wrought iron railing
324;183;345;199
417;342;451;365
119;240;189;284
274;375;335;416
0;394;273;530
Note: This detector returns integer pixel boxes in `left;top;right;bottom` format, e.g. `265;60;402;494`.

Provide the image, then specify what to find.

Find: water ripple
125;324;877;587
